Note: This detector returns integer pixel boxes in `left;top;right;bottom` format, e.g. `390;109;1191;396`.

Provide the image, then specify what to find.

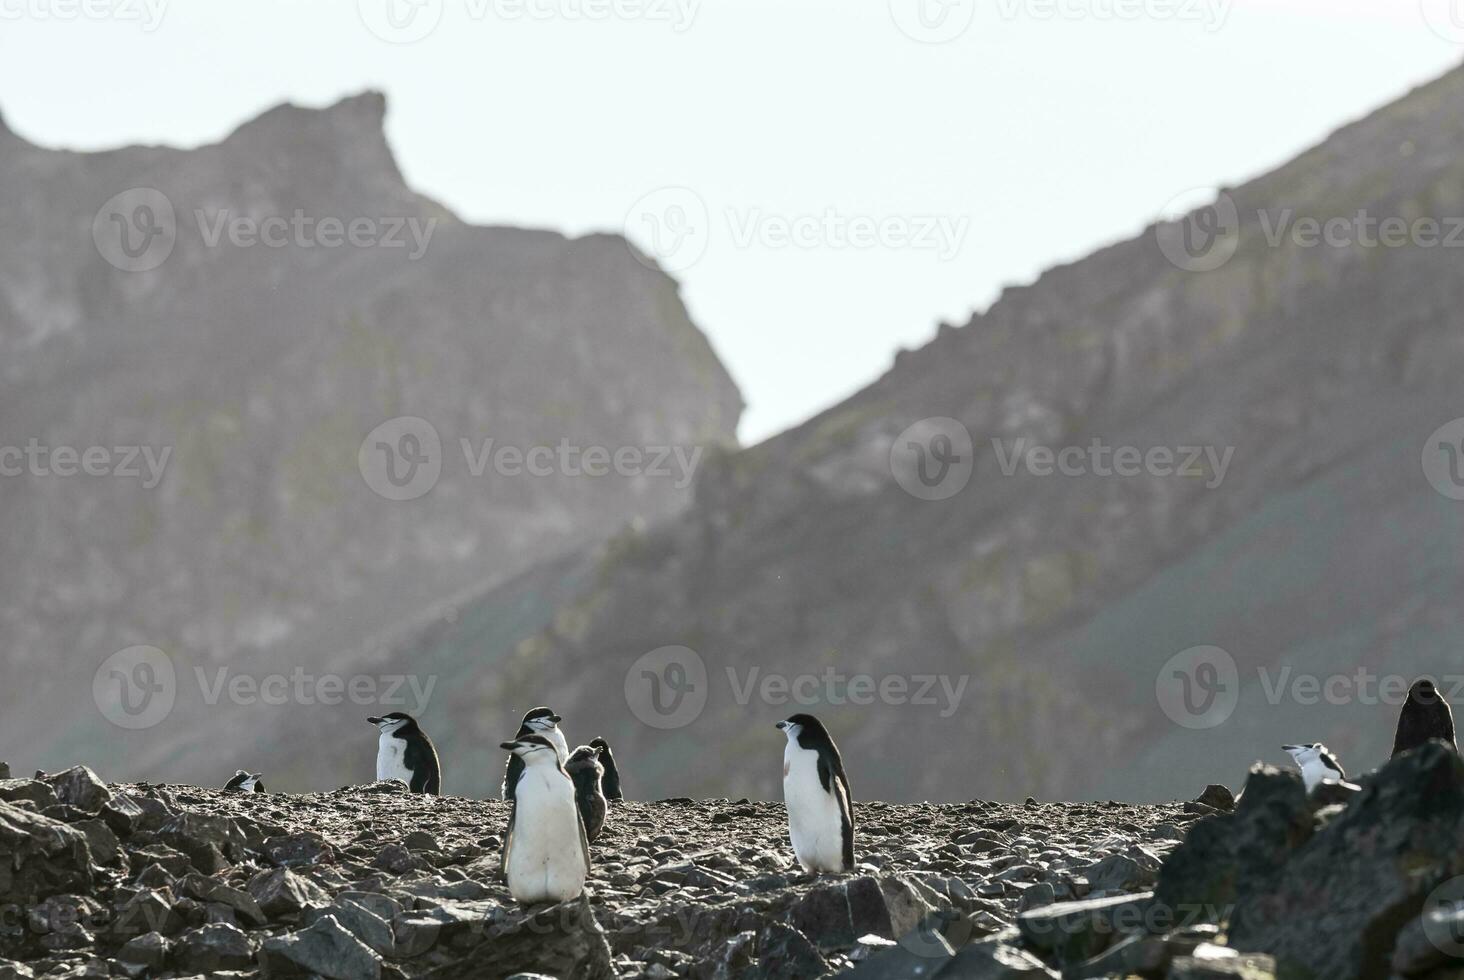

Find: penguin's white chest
377;734;413;784
505;765;588;904
1299;757;1339;792
783;743;846;873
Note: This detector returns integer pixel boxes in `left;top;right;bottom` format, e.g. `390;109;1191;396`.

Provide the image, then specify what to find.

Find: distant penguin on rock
368;712;441;795
500;734;590;904
503;707;568;802
1283;743;1345;793
776;714;855;873
565;745;608;842
224;770;266;793
589;736;623;801
1392;679;1457;758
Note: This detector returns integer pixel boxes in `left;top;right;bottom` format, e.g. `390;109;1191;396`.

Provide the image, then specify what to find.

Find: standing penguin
367;712;441;795
565;745;608;842
500;734;590;904
1393;679;1458;757
502;707;568;801
776;714;854;873
223;770;266;793
588;737;624;801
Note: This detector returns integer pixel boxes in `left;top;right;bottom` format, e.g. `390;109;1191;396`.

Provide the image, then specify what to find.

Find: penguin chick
1392;679;1458;758
565;745;608;843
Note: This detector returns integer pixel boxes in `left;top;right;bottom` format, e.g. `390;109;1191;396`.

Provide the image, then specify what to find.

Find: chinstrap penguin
1283;743;1345;793
224;770;266;793
368;712;441;795
503;706;568;801
777;714;855;873
589;736;624;801
1392;679;1457;758
500;734;591;904
565;745;608;843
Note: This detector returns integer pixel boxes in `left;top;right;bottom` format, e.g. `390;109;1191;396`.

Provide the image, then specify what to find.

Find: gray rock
70;820;123;868
248;867;330;919
303;901;396;956
933;940;1057;978
1168;943;1276;979
178;872;267;926
424;896;614;979
157;813;247;874
0;780;58;810
261;913;383;980
1017;892;1153;965
38;767;111;815
0;802;97;899
263;831;337;867
1194;786;1236;812
174;922;256;972
112;888;182;939
115;931;169;968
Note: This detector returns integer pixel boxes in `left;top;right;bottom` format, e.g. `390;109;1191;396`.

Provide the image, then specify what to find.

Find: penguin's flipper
501;803;516;875
576;792;592;876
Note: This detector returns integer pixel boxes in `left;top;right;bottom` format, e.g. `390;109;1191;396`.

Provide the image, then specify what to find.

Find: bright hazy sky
1;0;1459;441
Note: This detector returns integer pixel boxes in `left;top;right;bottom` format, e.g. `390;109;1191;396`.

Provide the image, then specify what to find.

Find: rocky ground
4;745;1464;978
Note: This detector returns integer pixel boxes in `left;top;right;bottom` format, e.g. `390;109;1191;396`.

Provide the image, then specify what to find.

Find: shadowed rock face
347;63;1464;803
0;93;741;786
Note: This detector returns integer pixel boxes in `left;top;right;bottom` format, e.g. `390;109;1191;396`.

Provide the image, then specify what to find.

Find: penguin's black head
521;706;562;732
589;736;610;752
501;733;559;760
1409;679;1443;705
566;745;603;773
368;712;419;736
776;714;828;740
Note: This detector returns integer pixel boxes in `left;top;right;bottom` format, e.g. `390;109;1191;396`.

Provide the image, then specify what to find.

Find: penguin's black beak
775;721;787;730
499;740;519;751
367;716;383;725
550;714;562;724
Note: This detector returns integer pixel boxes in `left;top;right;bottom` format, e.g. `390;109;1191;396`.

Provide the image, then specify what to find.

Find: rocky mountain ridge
0;92;741;783
304;61;1464;802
